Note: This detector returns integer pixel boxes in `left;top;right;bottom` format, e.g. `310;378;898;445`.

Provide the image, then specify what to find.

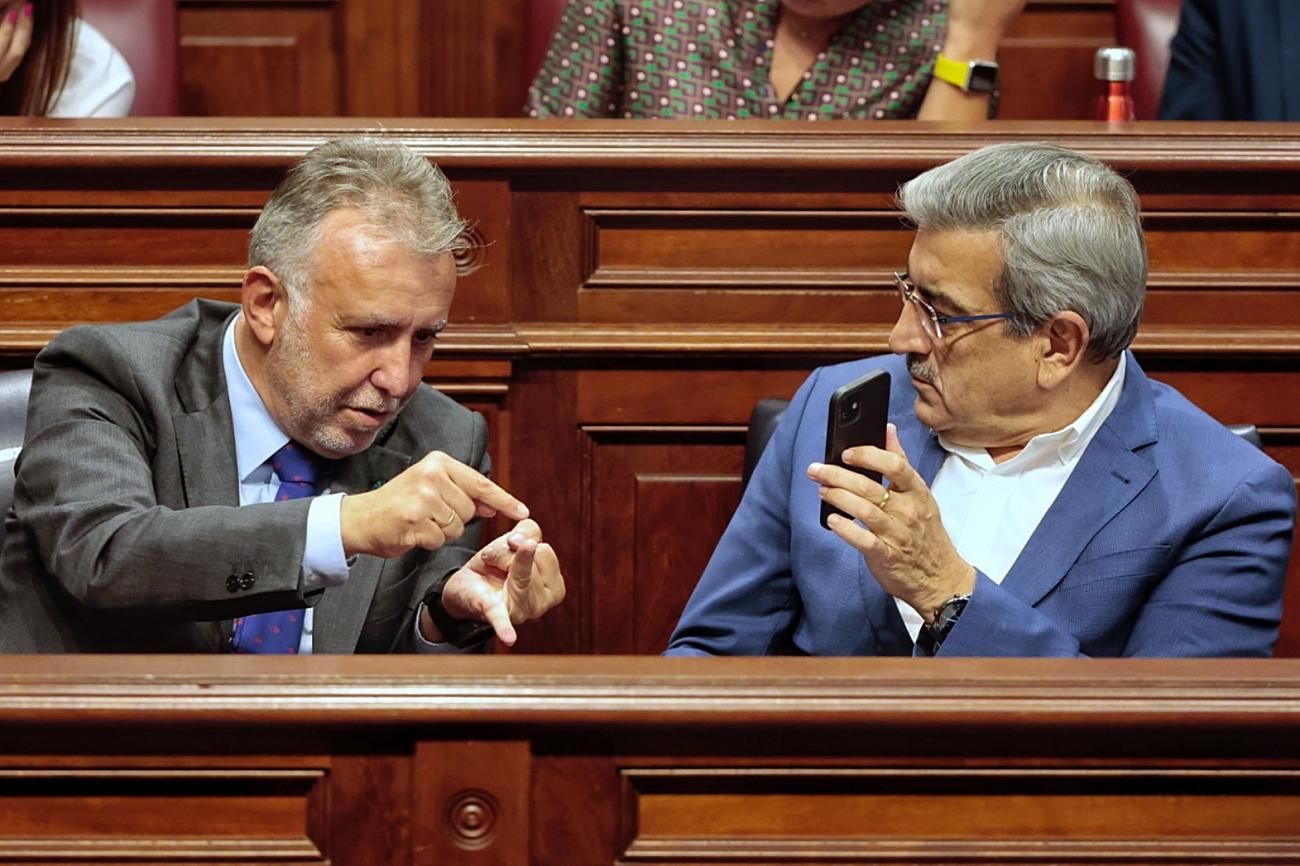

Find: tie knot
270;441;325;498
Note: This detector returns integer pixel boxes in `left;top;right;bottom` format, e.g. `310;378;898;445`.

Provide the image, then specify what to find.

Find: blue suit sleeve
937;459;1295;658
665;370;825;656
1120;459;1294;657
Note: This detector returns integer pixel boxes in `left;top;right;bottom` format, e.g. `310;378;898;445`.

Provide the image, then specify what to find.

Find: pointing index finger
447;461;529;521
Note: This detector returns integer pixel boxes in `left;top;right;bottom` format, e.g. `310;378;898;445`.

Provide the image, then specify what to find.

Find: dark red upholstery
525;0;570;88
78;0;181;116
1115;0;1183;120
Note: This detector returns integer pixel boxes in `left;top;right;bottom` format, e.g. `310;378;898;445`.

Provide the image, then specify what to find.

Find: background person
526;0;1025;120
0;0;134;116
668;142;1295;658
1159;0;1300;121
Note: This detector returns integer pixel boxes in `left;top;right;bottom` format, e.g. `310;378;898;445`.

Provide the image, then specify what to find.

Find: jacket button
226;574;239;593
239;571;255;591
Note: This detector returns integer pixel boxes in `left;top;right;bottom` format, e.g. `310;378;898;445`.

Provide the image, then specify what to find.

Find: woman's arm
916;0;1027;121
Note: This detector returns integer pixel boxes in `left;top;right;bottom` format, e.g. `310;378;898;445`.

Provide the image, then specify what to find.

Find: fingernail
807;462;823;474
22;3;31;17
5;11;16;23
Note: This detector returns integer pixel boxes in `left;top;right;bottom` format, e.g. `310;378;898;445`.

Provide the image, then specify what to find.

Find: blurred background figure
526;0;1026;121
0;0;134;116
1160;0;1300;121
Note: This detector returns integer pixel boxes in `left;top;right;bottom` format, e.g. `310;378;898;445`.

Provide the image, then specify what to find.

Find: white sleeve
48;20;136;118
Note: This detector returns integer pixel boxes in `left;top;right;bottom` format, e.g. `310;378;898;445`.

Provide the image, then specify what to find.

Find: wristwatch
926;594;972;646
423;583;494;648
933;54;1000;94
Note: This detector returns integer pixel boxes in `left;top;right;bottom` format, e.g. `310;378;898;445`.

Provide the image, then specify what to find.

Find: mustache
344;392;402;414
907;357;937;385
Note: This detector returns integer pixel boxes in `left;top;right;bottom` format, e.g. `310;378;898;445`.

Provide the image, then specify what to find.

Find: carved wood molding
3;657;1300;725
1;322;1296;359
4;121;1300;170
515;324;1300;356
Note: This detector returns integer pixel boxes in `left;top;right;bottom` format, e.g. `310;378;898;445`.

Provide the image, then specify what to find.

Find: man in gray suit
0;136;565;652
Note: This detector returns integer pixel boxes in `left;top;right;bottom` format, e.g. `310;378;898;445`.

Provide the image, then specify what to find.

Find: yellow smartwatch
933;53;1000;94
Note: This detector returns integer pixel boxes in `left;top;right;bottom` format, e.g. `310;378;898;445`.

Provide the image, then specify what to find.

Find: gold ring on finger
879;488;891;509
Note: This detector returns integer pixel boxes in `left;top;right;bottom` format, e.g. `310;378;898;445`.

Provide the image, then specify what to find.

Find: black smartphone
820;369;890;530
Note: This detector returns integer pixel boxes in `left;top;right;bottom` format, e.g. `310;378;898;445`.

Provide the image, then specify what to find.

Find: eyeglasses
894;272;1011;342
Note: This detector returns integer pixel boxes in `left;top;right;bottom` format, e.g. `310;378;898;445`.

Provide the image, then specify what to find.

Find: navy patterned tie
230;441;323;654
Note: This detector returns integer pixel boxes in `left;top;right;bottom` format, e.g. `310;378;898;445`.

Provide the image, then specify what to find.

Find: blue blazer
668;353;1295;657
1160;0;1300;120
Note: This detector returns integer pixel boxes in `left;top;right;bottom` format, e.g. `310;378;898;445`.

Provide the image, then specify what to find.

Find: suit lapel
169;303;241;650
310;444;413;654
998;354;1159;607
174;404;239;508
173;306;241;509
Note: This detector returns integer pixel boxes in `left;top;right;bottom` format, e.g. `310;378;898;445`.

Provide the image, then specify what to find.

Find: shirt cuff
302;492;350;590
413;603;473;653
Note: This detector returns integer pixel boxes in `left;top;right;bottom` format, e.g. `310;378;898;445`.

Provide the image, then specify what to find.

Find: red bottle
1094;47;1137;122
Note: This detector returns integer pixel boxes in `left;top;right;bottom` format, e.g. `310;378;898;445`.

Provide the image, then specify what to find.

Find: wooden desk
1;119;1297;654
1;656;1300;865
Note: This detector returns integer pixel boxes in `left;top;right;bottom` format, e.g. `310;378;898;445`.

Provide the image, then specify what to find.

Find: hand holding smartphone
820;369;890;530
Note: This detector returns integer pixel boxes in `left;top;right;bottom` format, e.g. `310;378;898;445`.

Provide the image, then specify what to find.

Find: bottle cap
1094;46;1136;82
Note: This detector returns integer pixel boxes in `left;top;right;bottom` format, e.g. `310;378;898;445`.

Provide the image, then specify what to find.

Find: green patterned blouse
526;0;948;119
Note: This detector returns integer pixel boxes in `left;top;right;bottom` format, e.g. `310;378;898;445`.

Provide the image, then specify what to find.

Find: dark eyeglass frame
894;272;1011;342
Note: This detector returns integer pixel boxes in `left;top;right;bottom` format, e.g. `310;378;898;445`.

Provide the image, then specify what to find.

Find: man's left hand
808;423;974;621
423;518;566;645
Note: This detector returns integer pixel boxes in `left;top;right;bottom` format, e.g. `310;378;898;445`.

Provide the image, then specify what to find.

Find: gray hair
897;142;1147;361
248;136;470;312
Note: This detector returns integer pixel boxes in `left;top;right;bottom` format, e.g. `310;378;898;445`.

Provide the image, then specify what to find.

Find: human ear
1037;311;1090;389
240;266;289;348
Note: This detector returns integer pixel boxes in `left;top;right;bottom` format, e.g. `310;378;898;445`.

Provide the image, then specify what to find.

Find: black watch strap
926;594;972;648
422;580;494;648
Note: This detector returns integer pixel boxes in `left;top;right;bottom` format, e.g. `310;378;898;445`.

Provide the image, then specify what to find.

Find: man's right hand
339;450;528;558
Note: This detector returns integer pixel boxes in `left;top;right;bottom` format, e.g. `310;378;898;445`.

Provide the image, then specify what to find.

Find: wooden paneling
586;428;744;654
0;769;324;860
412;740;530;865
421;0;529;118
1000;1;1118;120
340;0;420;116
624;768;1300;859
180;5;341;116
1;120;1299;658
4;658;1300;863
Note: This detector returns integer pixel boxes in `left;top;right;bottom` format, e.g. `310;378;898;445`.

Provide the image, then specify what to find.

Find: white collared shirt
894;354;1128;641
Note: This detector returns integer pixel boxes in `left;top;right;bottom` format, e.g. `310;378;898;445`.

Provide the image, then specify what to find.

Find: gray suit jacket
0;299;489;652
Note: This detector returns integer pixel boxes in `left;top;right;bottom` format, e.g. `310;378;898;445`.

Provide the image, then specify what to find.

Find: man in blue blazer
668;142;1295;658
1160;0;1300;120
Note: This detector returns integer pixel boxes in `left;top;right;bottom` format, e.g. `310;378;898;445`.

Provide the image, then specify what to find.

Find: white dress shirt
894;353;1128;641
